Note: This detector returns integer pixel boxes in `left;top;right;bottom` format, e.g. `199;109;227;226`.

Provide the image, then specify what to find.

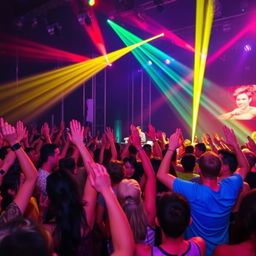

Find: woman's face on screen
236;93;251;108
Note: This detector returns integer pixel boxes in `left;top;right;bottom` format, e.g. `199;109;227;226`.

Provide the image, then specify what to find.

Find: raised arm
223;126;250;179
146;124;162;159
0;118;38;214
157;128;181;190
130;125;156;226
89;164;135;256
68;119;96;229
105;127;117;162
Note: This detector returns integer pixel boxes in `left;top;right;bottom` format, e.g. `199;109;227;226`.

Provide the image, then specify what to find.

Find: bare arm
0;118;38;214
89;164;135;256
146;124;162;159
157;129;181;190
105;127;117;162
68;120;97;229
223;126;250;180
130;125;156;226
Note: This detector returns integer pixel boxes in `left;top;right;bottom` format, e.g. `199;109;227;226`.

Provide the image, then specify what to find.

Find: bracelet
11;143;22;151
0;169;5;175
137;147;143;152
167;148;175;152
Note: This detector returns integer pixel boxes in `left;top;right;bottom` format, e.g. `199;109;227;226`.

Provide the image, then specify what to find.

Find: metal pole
149;77;152;125
82;82;86;125
104;68;107;129
140;70;144;130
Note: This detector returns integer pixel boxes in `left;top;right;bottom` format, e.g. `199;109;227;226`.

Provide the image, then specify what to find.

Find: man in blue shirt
157;126;249;256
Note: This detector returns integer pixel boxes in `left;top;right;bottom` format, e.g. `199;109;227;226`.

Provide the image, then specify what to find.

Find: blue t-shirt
173;174;243;256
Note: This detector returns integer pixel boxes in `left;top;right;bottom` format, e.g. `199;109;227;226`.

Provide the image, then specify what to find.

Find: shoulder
0;201;22;225
190;237;206;255
135;243;151;256
249;106;256;114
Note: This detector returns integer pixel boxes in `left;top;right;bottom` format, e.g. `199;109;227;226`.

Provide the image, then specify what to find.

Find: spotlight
108;63;113;67
244;44;252;52
46;23;62;36
77;12;92;26
148;60;153;65
88;0;95;6
165;59;170;64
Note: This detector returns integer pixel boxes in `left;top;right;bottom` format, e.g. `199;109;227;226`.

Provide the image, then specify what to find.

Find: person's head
0;218;53;256
218;149;238;175
157;192;190;238
0;164;21;211
128;145;137;157
25;147;39;164
46;170;87;255
195;143;206;158
236;189;256;241
242;149;256;169
143;144;152;158
106;161;125;185
123;157;137;179
38;144;60;168
181;154;196;172
198;152;221;179
233;86;255;109
185;145;194;154
117;179;148;242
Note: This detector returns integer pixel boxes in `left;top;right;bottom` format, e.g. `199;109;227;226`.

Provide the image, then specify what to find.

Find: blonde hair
117;179;148;242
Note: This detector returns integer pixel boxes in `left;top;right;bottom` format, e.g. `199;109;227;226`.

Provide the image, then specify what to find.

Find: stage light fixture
148;60;153;65
165;59;170;64
88;0;95;6
244;44;252;52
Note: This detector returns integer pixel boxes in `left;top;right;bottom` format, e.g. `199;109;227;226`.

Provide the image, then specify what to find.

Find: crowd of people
0;116;256;256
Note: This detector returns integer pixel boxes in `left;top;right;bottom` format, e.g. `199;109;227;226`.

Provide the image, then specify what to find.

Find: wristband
167;148;175;152
11;143;22;151
137;147;143;152
0;169;5;175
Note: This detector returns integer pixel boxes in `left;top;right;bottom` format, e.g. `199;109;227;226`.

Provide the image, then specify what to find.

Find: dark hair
198;152;221;178
0;164;21;211
195;143;206;153
157;192;190;238
45;170;88;256
106;162;124;184
0;218;53;256
243;150;256;169
0;147;10;160
185;145;194;154
235;189;256;242
218;149;238;173
123;157;137;169
128;145;137;155
181;154;196;172
59;157;76;173
38;144;59;168
143;144;152;153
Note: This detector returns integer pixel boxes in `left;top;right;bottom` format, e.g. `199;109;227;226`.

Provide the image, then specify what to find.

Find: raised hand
168;128;182;151
41;122;50;137
88;163;111;194
130;124;141;148
16;120;27;142
246;136;256;153
146;124;156;141
0;118;18;145
223;125;238;148
105;127;115;143
68;120;84;146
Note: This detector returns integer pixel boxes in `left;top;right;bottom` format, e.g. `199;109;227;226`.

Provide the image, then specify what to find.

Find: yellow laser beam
192;0;214;141
0;33;163;122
